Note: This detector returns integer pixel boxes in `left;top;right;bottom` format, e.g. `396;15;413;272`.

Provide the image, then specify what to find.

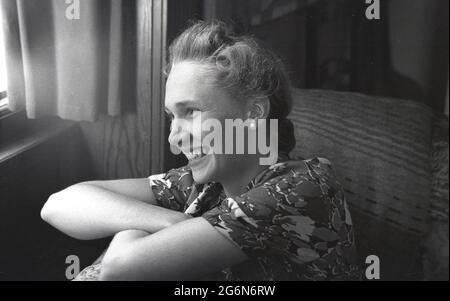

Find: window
0;10;8;112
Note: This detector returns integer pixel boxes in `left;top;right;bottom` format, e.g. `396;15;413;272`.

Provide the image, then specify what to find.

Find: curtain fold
0;0;128;122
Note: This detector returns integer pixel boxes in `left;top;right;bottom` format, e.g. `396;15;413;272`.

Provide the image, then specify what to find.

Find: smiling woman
41;20;362;281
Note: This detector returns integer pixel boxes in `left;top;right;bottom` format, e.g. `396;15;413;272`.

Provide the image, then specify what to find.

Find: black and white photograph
0;0;448;286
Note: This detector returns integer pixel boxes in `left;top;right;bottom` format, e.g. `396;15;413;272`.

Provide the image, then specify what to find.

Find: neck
220;156;268;198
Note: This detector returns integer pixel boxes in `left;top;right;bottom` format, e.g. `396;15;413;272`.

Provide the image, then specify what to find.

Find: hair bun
205;21;235;51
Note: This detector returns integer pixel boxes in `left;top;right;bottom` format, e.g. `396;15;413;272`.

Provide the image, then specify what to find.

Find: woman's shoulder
282;156;335;174
253;156;340;190
148;165;194;192
233;157;345;221
148;165;194;212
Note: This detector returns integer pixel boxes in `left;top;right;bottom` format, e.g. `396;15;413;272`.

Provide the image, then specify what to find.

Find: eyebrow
165;100;203;113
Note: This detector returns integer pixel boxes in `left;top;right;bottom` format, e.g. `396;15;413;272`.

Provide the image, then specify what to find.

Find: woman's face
165;61;253;184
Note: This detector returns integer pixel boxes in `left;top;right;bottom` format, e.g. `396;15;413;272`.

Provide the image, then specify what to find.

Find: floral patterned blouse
75;157;362;281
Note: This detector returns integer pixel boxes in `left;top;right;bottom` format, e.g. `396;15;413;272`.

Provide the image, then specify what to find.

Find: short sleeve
202;158;360;280
148;166;194;212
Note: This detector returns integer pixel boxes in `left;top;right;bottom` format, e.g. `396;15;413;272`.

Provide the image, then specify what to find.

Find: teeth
185;151;206;161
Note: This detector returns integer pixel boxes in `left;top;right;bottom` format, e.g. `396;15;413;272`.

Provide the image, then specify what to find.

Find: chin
190;154;218;184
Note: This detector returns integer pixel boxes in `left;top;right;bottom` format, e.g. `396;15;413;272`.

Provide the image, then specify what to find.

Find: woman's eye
186;108;199;116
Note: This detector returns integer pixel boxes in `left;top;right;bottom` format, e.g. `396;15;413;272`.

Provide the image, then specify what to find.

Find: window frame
0;90;9;116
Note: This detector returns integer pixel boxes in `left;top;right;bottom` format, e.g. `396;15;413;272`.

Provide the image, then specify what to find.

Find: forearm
107;230;150;252
99;230;150;281
99;219;248;281
41;184;190;240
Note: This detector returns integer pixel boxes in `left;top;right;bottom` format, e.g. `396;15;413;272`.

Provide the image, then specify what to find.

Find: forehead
165;62;231;110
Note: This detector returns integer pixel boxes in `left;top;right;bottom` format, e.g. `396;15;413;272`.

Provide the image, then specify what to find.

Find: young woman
41;21;362;281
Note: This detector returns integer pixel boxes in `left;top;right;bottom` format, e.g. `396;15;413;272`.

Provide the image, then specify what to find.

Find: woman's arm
75;178;158;205
41;179;190;240
99;217;248;280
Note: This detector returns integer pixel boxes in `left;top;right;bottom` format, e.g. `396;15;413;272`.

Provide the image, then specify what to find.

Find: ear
247;96;270;119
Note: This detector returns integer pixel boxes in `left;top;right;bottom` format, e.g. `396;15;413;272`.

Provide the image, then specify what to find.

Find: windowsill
0;98;10;118
0;107;16;120
0;114;77;164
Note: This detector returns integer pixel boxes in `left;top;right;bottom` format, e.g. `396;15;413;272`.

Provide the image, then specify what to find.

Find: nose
168;118;190;149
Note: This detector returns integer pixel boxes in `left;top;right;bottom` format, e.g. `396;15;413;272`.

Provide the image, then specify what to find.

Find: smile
184;149;207;161
186;151;210;169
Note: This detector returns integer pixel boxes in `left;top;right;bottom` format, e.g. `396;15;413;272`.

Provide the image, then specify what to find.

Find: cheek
195;103;247;152
196;112;226;135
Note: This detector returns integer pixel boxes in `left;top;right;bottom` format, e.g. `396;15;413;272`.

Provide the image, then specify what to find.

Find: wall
446;76;449;116
201;0;449;113
0;122;108;280
389;0;449;112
